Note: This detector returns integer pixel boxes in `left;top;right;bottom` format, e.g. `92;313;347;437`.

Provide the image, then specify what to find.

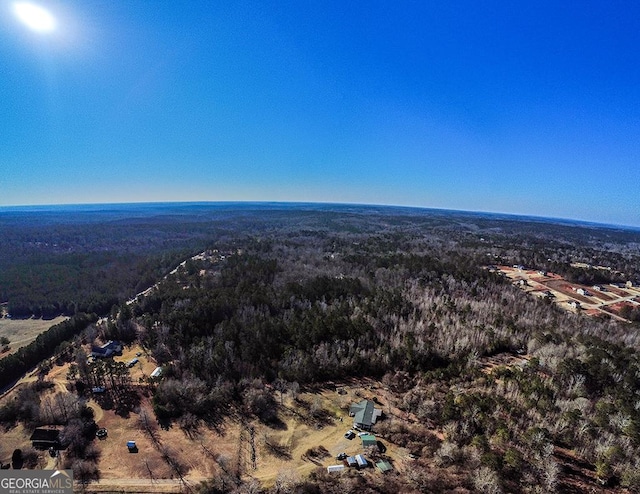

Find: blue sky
1;1;639;226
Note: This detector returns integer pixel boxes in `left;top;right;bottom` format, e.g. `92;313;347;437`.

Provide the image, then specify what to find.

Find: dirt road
83;476;210;493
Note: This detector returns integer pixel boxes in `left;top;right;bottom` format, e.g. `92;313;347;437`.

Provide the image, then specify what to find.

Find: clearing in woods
87;382;411;490
0;348;412;492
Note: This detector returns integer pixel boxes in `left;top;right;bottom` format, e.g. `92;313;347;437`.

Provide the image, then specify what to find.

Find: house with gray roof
90;340;122;358
349;399;382;431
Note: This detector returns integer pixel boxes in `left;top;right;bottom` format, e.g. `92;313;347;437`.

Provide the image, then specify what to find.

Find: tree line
0;313;96;390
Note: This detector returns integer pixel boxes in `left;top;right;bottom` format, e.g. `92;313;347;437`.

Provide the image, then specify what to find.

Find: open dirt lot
111;345;159;381
588;290;615;302
0;316;68;358
544;280;593;304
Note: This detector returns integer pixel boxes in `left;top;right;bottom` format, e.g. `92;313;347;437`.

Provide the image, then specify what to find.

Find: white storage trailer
355;454;368;468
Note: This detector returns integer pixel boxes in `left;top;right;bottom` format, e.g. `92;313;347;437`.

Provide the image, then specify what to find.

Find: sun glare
13;1;56;33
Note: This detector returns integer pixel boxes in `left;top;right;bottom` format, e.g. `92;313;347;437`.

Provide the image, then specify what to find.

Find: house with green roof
349;399;382;431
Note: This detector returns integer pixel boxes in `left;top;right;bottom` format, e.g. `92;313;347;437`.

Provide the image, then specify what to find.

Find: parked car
344;430;356;440
336;452;348;460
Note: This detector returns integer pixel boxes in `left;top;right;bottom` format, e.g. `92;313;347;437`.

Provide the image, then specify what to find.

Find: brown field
529;275;549;283
602;301;637;317
0;316;68;358
589;290;614;302
604;285;630;297
0;423;48;469
528;287;546;294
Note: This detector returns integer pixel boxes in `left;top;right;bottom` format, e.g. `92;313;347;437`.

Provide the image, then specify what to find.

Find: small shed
126;441;137;452
376;460;393;473
346;456;358;468
361;433;377;448
327;464;345;473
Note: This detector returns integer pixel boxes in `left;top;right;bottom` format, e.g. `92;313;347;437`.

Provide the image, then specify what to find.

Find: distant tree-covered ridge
2;250;193;318
0;206;221;317
2;203;638;318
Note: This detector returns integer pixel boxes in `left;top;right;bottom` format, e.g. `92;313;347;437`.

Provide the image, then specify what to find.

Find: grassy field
0;316;68;357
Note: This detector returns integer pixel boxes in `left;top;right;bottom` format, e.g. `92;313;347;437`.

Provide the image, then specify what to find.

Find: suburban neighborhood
496;265;640;322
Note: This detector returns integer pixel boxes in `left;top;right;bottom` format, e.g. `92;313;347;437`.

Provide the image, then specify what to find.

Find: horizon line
0;200;638;232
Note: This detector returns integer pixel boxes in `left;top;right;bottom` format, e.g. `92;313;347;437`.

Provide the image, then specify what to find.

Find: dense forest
114;223;640;491
2;203;638;319
2;203;640;492
0;204;225;317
